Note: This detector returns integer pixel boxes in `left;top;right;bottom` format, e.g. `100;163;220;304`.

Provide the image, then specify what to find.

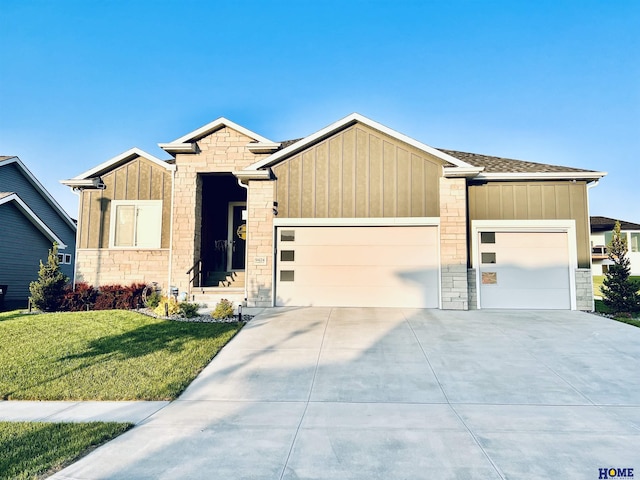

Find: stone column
246;180;275;307
439;177;469;310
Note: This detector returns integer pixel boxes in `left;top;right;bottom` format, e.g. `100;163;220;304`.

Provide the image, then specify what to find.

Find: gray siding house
0;156;76;310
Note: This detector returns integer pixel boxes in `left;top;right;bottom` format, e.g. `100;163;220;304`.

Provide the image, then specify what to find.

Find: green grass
0;310;242;400
0;421;131;480
594;299;640;328
593;275;640;297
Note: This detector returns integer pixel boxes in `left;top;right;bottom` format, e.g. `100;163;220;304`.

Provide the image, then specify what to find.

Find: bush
92;283;146;310
211;299;235;320
61;282;97;312
146;290;162;308
179;302;200;318
29;243;70;312
154;297;180;317
602;221;640;313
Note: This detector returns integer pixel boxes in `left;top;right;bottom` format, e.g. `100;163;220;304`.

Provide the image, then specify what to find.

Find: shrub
61;282;97;312
154;297;180;317
146;290;162;308
179;302;200;318
29;243;69;312
92;283;146;310
602;221;640;313
211;299;235;320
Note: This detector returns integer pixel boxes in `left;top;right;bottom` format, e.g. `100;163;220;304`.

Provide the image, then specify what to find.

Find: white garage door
275;226;439;308
478;231;571;309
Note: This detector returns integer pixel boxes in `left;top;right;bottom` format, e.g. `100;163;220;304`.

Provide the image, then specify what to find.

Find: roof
0;156;16;162
0;156;76;230
591;216;640;232
440;149;596;174
0;192;67;247
159;117;276;154
64;147;175;183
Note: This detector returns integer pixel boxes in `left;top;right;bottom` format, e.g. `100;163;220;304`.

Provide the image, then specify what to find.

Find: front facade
0;156;77;309
63;114;605;311
590;216;640;276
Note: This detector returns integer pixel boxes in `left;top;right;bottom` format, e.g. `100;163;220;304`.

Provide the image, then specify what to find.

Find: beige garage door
478;231;571;309
275;226;439;308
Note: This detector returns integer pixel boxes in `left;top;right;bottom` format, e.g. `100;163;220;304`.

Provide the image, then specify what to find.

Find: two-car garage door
275;226;439;308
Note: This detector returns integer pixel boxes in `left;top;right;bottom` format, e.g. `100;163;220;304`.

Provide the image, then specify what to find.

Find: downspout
586;179;600;311
236;177;249;305
168;168;176;296
71;188;83;289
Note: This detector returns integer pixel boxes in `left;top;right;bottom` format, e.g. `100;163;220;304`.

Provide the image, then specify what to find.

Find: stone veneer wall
467;268;477;310
75;249;170;289
245;180;275;307
575;268;594;311
170;127;268;293
439;177;469;310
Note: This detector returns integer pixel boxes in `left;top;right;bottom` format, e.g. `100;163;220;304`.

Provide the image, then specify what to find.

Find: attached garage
274;224;440;308
473;221;577;310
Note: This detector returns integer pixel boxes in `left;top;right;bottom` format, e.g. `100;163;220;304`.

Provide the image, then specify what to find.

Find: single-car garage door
478;231;571;309
275;226;439;308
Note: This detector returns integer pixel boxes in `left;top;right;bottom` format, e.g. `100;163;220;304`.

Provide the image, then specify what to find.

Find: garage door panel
276;284;439;308
291;245;438;266
480;287;570;309
284;265;439;287
290;226;438;246
276;226;439;308
483;266;570;289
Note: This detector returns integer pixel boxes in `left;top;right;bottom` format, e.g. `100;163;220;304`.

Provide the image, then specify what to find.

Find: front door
228;203;246;271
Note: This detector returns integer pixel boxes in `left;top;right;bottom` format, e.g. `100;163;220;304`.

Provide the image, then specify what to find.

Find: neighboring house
61;113;606;311
0;156;77;310
590;216;640;275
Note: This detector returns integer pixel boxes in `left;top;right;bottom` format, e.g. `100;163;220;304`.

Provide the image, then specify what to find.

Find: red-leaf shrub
93;283;147;310
61;282;98;312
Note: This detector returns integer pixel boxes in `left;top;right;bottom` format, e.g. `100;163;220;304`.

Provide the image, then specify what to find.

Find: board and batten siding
77;157;172;249
468;181;591;268
272;124;442;218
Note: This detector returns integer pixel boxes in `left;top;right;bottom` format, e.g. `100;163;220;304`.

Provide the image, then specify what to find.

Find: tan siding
273;123;442;219
79;156;172;250
468;181;591;268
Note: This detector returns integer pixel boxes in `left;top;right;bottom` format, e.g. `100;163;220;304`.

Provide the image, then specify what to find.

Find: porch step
191;287;246;308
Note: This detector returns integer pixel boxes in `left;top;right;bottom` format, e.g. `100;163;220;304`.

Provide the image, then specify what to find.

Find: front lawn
0;421;131;480
0;310;242;400
593;275;640;297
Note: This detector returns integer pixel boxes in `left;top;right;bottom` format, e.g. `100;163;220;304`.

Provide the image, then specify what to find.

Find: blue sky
1;0;638;221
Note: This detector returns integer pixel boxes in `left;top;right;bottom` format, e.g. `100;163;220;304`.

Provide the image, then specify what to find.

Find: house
0;156;77;310
590;216;640;275
61;113;606;311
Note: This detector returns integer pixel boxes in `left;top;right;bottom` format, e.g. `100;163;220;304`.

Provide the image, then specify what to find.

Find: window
604;231;613;246
280;230;295;242
56;254;72;264
280;250;295;261
110;200;162;248
280;270;295;282
480;232;495;244
631;233;640;253
481;252;496;264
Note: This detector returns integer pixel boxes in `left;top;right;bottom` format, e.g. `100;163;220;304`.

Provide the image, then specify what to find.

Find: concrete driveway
52;308;640;479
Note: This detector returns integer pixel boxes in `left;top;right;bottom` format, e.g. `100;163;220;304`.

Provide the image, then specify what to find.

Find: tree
601;221;640;313
29;243;70;312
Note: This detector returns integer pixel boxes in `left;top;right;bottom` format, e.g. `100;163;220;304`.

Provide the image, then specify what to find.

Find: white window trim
471;220;578;311
109;200;162;249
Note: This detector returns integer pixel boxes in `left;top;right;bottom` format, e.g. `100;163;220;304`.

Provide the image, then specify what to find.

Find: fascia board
0;193;67;248
247;142;282;153
233;169;273;181
157;142;198;154
165;117;274;145
475;171;608;181
69;147;174;180
442;166;485;178
2;156;77;230
244;113;475;171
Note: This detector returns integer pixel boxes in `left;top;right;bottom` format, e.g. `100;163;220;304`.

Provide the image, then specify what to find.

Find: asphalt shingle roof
439;149;597;174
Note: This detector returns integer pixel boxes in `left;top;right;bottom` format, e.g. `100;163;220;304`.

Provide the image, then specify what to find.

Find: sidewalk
0;401;169;424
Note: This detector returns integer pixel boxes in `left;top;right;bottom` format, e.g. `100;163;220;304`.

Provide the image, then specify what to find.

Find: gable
272;122;444;219
77;155;172;249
